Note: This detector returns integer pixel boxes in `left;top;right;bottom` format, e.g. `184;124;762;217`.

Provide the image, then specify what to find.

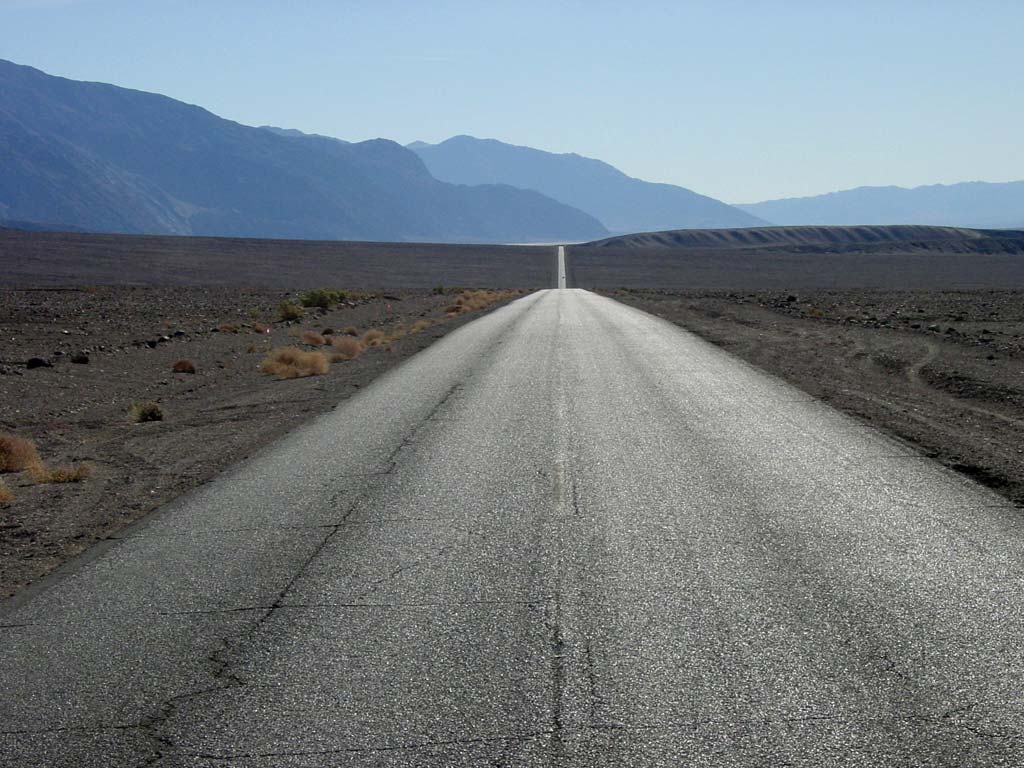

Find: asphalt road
3;286;1024;766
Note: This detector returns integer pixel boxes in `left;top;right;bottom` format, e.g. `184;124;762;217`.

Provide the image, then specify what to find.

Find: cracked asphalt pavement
3;288;1024;765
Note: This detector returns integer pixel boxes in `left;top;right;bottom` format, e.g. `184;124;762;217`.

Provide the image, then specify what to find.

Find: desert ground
0;227;556;288
571;226;1024;512
569;225;1024;290
607;288;1024;510
0;228;546;597
4;225;1024;599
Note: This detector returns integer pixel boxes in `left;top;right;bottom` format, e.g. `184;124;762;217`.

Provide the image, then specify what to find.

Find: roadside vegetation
0;430;92;502
444;289;520;316
276;300;304;322
258;288;524;381
0;283;526;595
330;335;362;361
300;330;327;347
130;402;164;422
260;347;330;379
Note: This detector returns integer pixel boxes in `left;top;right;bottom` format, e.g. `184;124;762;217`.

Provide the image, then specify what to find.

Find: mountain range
2;58;1021;242
737;181;1024;230
0;59;604;243
408;136;765;233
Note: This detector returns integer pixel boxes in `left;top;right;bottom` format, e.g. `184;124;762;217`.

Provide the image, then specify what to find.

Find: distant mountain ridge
738;181;1024;230
409;135;766;233
0;60;606;243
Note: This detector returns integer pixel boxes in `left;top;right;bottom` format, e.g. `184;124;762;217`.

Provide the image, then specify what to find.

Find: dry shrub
342;326;359;337
277;300;304;322
0;480;11;504
361;329;385;348
171;359;197;374
217;323;240;334
30;463;91;484
0;432;41;473
260;346;329;379
252;321;271;335
389;324;407;341
410;319;432;334
444;289;518;317
131;402;164;423
301;330;326;347
299;288;346;309
321;327;335;336
330;335;362;361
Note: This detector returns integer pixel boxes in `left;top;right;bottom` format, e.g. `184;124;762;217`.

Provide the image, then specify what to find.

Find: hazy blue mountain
738;181;1024;230
0;60;606;243
259;126;350;144
409;135;767;233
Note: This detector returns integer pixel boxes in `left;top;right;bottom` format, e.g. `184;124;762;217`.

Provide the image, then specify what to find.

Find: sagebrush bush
299;288;347;309
260;347;329;379
342;326;359;337
410;319;432;334
0;480;11;504
277;300;305;322
361;329;385;348
330;335;362;360
0;432;41;473
30;463;91;484
301;330;326;347
131;402;164;423
443;289;518;316
171;359;197;374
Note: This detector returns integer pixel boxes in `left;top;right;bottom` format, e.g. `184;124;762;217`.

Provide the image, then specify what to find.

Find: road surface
3;285;1024;765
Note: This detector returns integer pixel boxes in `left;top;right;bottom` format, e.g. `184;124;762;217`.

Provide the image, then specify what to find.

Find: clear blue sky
2;0;1021;202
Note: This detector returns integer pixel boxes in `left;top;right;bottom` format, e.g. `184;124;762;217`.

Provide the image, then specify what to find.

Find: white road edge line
558;245;567;289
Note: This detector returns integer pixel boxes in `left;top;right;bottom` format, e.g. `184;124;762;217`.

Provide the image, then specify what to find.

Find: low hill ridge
583;224;1021;250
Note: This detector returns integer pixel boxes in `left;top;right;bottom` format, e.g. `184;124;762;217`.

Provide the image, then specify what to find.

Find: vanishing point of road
3;247;1024;766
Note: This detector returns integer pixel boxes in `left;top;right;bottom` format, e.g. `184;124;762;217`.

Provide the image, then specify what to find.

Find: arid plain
3;224;1024;598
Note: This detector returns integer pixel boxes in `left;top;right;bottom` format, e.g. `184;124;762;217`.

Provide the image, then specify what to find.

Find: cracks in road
369;380;466;479
544;593;568;747
157;599;547;617
132;493;360;763
349;542;458;602
570;476;584;517
174;731;555;761
128;375;480;764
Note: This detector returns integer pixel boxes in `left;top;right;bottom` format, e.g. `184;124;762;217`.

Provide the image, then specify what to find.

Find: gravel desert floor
0;286;520;597
609;288;1024;509
4;226;1024;601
